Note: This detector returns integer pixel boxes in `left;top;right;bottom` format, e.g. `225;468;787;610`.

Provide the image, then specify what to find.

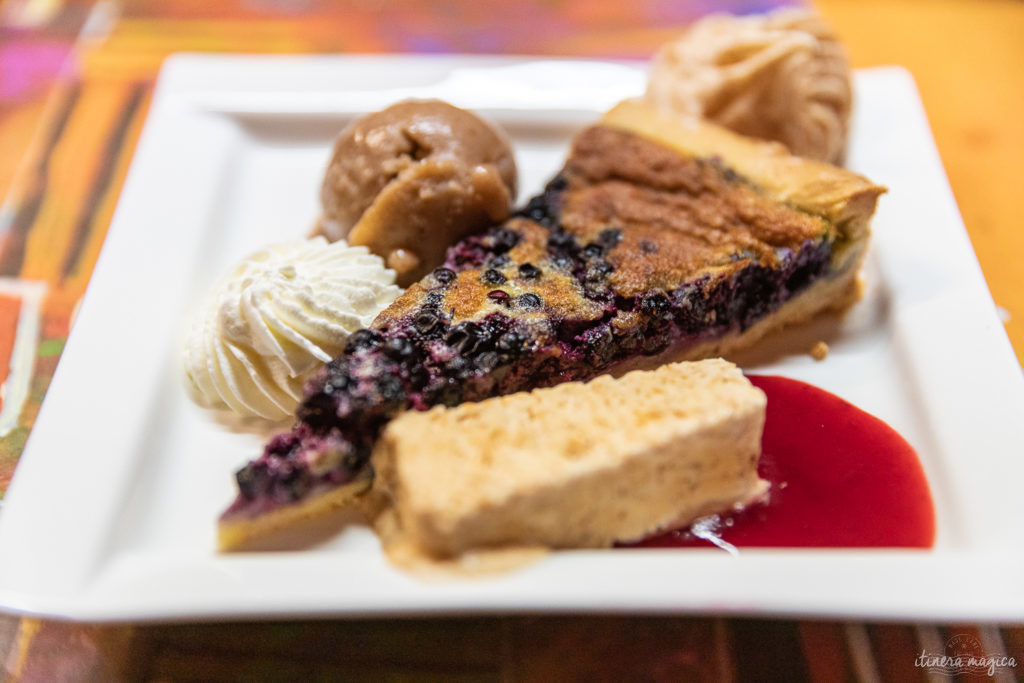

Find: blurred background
1;0;1022;679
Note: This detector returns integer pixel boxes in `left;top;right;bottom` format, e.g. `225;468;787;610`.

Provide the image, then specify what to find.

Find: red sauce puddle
626;375;936;550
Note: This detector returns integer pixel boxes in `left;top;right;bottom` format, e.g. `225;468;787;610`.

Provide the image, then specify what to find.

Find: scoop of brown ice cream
319;100;518;286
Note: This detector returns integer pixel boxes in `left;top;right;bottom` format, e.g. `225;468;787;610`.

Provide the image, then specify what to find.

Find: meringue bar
371;360;768;560
183;237;400;420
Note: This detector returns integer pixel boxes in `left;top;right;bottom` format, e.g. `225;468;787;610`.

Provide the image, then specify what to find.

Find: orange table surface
1;0;1022;679
819;0;1024;365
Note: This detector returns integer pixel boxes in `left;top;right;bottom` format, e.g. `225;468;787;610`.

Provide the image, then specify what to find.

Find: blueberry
322;362;351;395
481;268;507;285
517;293;543;310
264;430;300;458
235;463;268;499
325;355;349;374
487;290;510;304
492;229;520;253
475;317;505;347
496;331;525;355
432;267;457;286
445;323;481;355
413;310;443;334
641;293;672;321
518;263;541;279
327;369;351;389
581;324;615;365
546;175;568;192
588;260;614;278
447;355;472;377
383;337;415;360
476;351;500;372
281;467;310;501
640;240;659;254
297;392;337;431
375;374;406;404
582;282;611;301
597;228;623;249
548;232;576;251
405;364;429;391
528;205;548;223
551;253;574;270
344;329;382;353
518;195;552;225
582;243;604;259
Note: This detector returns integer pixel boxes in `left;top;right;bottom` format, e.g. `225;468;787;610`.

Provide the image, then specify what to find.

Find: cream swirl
184;237;401;420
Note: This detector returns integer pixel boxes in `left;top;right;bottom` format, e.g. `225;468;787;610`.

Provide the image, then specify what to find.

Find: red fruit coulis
627;375;936;550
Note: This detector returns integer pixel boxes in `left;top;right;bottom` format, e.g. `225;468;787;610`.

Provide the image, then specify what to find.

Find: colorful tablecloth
1;0;1022;679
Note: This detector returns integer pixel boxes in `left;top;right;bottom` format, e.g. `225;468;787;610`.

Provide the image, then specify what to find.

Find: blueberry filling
518;263;541;279
517;293;543;310
488;253;511;268
413;310;444;335
225;239;829;517
513;175;566;228
223;140;839;521
432;267;457;286
481;268;507;285
344;329;382;353
444;228;520;271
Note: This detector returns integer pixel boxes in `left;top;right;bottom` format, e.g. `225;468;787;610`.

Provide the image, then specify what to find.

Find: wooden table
819;0;1024;364
1;0;1021;678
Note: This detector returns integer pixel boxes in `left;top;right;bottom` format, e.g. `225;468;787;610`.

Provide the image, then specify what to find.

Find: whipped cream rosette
184;237;400;420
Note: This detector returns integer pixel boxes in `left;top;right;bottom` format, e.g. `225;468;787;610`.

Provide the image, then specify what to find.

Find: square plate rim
0;54;1022;623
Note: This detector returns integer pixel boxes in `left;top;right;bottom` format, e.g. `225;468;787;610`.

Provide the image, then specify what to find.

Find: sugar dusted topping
561;126;830;297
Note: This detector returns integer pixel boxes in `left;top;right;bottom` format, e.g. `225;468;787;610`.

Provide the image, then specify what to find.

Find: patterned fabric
1;1;1022;679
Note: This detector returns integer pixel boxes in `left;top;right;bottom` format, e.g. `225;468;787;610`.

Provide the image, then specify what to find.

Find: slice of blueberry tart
218;100;885;548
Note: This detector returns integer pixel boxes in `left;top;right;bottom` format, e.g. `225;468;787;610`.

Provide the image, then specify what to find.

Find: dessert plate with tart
0;55;1021;621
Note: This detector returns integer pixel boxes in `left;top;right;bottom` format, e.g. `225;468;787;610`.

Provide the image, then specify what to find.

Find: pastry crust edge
601;99;886;242
217;471;372;551
611;238;869;375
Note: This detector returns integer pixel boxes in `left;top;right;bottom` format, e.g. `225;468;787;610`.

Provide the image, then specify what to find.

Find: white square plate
1;55;1022;622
